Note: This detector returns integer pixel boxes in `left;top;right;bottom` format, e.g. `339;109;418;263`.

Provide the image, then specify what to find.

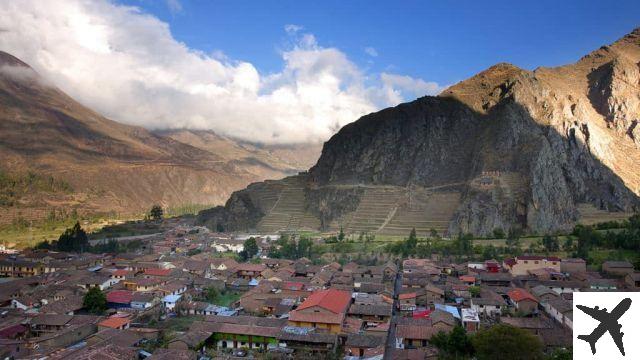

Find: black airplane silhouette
577;298;632;356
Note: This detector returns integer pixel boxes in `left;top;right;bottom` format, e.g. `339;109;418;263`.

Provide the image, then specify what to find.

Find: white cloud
165;0;182;15
284;24;303;34
364;47;378;57
0;0;442;144
380;73;443;103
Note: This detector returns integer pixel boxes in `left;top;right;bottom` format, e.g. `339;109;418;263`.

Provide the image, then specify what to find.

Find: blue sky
121;0;640;86
2;1;638;143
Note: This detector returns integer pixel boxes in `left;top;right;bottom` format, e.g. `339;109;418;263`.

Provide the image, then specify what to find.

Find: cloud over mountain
0;0;442;144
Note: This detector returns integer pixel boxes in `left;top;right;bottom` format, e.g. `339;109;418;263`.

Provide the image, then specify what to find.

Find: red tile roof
508;288;538;303
144;268;172;276
288;311;345;325
296;288;351;314
107;290;133;304
98;317;130;329
112;269;130;277
399;292;417;300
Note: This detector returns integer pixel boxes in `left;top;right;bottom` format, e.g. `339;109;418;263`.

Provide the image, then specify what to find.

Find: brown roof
31;314;73;326
396;324;440;340
289;311;345;325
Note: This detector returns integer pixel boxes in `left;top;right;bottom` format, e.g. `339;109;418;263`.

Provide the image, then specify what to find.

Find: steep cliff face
197;29;640;236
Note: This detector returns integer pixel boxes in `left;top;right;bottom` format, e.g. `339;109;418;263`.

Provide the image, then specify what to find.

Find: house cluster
385;255;640;359
3;222;640;360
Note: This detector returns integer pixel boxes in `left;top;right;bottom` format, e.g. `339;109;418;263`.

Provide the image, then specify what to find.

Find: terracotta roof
398;292;417;300
111;269;130;277
508;288;538;303
296;288;351;314
107;290;133;304
289;310;345;325
98;317;131;329
144;268;172;276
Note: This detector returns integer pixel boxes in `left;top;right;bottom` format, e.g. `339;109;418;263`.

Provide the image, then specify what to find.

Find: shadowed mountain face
197;28;640;236
0;51;320;222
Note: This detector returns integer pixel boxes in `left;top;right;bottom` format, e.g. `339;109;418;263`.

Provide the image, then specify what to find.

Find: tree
493;228;505;239
202;287;219;302
430;228;438;238
431;326;474;359
563;237;574;252
469;286;481;298
472;324;543;360
243;237;259;259
506;227;522;254
57;221;89;252
149;205;163;221
406;228;418;253
83;287;107;314
481;244;498;260
546;348;572;360
338;227;345;242
542;235;559;253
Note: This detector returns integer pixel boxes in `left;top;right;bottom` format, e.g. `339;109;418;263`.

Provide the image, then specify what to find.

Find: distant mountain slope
0;51;320;223
156;129;322;181
197;28;640;236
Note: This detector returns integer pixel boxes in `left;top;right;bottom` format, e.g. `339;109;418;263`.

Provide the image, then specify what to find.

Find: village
0;218;639;360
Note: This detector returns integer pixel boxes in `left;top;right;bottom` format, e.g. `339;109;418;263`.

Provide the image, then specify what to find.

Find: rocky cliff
197;28;640;236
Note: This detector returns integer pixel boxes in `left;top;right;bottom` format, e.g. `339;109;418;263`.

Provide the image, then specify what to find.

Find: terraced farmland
576;203;633;225
342;187;405;234
380;190;460;237
256;177;320;233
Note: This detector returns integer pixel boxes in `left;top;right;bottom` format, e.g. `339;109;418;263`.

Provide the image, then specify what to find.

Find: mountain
197;28;640;236
0;51;320;224
156;129;322;180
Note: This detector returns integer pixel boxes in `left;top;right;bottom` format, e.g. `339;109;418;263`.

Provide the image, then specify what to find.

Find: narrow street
384;267;402;359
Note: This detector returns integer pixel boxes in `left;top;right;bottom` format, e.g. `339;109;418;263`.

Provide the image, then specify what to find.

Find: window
524;261;528;264
534;261;539;264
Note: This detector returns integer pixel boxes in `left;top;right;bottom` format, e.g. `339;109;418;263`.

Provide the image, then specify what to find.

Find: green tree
338;227;345;242
563;237;574;252
430;228;439;238
83;287;107;314
406;228;418;253
431;326;474;359
149;205;163;221
243;237;259;259
57;221;89;252
506;227;522;253
469;286;481;298
203;287;219;302
545;348;572;360
542;234;559;253
493;228;505;239
481;244;498;260
472;324;543;360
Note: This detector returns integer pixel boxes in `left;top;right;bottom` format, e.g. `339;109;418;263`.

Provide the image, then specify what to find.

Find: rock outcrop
197;28;640;236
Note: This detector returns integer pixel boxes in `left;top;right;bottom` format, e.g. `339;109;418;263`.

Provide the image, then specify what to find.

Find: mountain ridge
197;27;640;236
0;51;320;224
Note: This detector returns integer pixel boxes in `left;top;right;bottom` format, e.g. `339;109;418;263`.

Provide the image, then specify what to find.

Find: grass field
214;291;242;307
0;214;150;249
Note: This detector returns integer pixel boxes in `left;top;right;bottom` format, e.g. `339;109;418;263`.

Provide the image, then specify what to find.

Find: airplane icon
577;298;632;356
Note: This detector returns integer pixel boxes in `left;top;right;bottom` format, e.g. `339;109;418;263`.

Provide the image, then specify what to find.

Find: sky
0;0;638;144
